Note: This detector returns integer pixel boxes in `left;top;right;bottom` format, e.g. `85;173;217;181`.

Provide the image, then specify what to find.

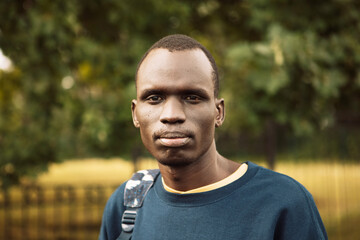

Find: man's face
132;48;224;167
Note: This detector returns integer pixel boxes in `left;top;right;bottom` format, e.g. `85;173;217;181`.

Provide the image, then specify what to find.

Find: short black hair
136;34;219;97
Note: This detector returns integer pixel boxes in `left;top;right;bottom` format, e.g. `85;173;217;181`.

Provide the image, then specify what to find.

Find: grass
4;158;360;239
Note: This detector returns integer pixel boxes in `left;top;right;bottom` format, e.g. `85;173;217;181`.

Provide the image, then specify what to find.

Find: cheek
138;122;155;153
138;117;152;141
136;105;157;127
136;107;159;141
192;109;217;136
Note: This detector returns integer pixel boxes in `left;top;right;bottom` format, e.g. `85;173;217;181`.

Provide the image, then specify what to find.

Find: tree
1;0;359;186
0;0;192;186
222;0;360;168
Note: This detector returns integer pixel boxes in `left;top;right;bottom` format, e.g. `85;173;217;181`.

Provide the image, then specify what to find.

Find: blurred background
0;0;359;239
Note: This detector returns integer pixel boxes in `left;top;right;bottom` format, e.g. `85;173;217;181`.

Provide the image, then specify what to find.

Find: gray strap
117;209;138;240
117;169;160;240
123;169;160;208
116;231;132;240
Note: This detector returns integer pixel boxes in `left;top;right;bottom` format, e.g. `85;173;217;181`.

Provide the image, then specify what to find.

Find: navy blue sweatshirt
99;161;327;240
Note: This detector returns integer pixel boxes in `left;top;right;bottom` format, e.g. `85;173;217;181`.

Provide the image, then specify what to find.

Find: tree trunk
264;119;277;170
131;145;142;173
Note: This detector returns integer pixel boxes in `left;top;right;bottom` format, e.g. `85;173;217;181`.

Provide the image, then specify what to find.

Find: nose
160;97;186;124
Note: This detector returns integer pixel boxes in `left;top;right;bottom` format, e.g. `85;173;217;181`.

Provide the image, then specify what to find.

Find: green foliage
0;0;359;185
0;0;191;186
223;0;360;137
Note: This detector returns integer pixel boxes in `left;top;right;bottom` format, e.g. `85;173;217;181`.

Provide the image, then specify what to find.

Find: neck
158;142;240;191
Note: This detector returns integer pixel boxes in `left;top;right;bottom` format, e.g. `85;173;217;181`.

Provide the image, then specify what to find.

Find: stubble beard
152;140;215;169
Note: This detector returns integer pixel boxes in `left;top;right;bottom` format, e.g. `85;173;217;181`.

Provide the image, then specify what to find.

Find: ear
131;100;140;128
215;98;225;128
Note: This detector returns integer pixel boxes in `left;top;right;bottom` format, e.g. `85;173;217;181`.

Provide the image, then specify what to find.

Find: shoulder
102;169;161;222
101;182;127;228
103;182;126;216
246;162;327;239
99;182;127;240
248;162;313;201
99;170;161;240
246;162;320;219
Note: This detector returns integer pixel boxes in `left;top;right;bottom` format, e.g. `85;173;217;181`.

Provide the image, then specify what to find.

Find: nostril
160;117;185;124
159;99;186;124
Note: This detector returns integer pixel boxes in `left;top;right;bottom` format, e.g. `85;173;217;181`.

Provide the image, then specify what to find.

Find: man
99;34;327;240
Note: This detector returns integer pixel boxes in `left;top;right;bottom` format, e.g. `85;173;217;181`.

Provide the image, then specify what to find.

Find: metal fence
0;184;119;240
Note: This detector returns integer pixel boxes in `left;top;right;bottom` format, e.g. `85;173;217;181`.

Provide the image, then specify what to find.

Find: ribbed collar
154;161;260;207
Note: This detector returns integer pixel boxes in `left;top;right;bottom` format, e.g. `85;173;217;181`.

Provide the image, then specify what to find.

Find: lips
155;131;192;147
158;137;191;147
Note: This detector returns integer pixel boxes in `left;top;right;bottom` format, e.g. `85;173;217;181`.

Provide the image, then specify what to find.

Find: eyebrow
139;89;163;100
139;88;211;100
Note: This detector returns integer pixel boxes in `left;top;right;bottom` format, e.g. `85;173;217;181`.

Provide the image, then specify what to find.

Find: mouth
155;131;192;148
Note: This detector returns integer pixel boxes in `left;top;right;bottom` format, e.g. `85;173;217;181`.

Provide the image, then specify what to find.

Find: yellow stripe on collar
163;163;248;194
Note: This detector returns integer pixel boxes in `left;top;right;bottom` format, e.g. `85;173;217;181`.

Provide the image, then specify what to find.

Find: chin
156;158;195;168
154;152;196;167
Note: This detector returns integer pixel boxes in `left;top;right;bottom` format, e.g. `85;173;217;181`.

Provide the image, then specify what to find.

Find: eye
146;95;164;104
184;95;201;103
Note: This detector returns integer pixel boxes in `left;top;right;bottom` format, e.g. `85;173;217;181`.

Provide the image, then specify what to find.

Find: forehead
137;49;214;95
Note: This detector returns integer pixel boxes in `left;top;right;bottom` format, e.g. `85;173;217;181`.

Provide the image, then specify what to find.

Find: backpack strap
116;169;160;240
